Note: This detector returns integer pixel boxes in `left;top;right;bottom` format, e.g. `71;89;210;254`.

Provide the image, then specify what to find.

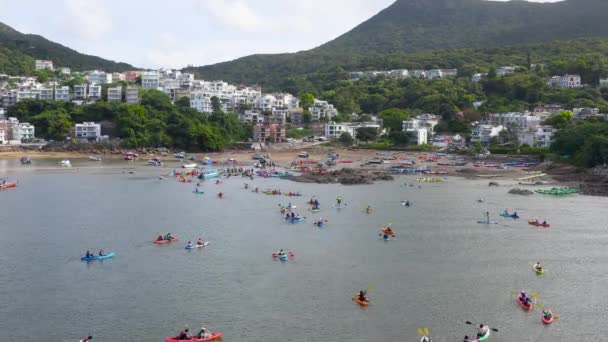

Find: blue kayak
285;216;304;223
81;252;115;261
279;254;289;261
499;213;520;219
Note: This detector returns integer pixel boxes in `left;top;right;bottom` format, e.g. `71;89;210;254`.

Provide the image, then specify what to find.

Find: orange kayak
355;294;369;306
381;228;394;236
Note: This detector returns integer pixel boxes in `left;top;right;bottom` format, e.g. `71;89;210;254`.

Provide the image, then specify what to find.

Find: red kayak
154;237;178;244
0;182;17;190
528;221;550;228
542;312;554;325
517;296;533;311
165;332;223;342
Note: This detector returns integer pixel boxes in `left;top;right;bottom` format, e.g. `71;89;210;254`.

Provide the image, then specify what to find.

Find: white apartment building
86;71;112;85
126;87;140;104
60;67;71;75
548;74;581;88
14;122;35;141
389;69;409;78
35;60;54;71
240;110;264;123
107;86;123;102
1;90;17;108
141;71;160;89
54;86;70;101
600;78;608;88
16;90;39;101
309;99;338;122
471;125;504;145
518;126;556;148
472;73;487;82
497;66;516;77
324;122;381;140
74;84;88;100
402;114;440;134
39;87;54;101
485;112;549;130
573;107;601;119
75;122;102;142
88;85;102;101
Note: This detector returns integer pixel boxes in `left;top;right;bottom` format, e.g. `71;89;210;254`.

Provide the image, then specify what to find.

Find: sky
0;0;565;69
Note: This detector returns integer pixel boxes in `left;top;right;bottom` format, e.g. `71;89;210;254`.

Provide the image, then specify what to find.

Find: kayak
499;213;520;219
186;242;209;249
272;252;294;260
477;221;498;225
193;191;205;195
285;216;305;223
81;252;115;261
517;296;533;311
355;294;369;306
542;313;554;325
528;221;550;228
308;208;320;212
473;328;491;341
154;237;178;244
381;228;395;236
535;267;544;275
0;182;17;189
165;332;223;342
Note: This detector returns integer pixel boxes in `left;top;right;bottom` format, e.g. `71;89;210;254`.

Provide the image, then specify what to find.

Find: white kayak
185;241;210;249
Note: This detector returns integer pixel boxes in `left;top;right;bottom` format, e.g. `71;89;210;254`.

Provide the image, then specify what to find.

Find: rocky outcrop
290;168;393;185
508;188;534;195
489;182;499;187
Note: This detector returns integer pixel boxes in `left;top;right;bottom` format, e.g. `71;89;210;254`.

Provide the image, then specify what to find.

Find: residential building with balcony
141;71;160;89
324;122;382;140
73;84;88;100
107;86;123;102
309;99;338;122
518;126;557;148
126;87;140;104
548;74;581;88
471;125;504;145
35;60;54;71
88;85;102;101
39;87;54;101
54;86;70;101
75;122;102;142
86;71;112;85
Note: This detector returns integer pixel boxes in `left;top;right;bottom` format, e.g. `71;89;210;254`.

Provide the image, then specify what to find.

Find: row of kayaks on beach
535;187;578;195
416;178;443;183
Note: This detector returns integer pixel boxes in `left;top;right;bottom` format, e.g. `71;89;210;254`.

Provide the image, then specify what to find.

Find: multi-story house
88;85;102;101
112;73;126;82
309;99;338;122
533;105;562;115
548;74;581;88
75;122;102;142
0;127;5;144
39;87;54;101
497;66;517;77
141;71;160;89
86;70;112;85
1;90;17;108
107;86;123;102
324;122;382;140
573;107;601;120
240;110;265;123
16;90;39;101
54;86;70;101
73;84;88;100
14;122;35;141
124;71;141;83
35;60;54;71
471;124;504;145
126;87;140;104
518;126;556;148
402;114;440;144
485;112;549;130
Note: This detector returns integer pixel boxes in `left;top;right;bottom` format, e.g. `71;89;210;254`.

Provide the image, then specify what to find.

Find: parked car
297;151;309;158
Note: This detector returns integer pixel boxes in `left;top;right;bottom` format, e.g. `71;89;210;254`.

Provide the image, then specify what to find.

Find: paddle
465;321;499;332
424;327;429;336
417;328;424;335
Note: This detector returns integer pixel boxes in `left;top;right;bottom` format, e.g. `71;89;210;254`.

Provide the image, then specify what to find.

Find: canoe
535;267;544;275
355;294;369;306
517;296;533;311
81;252;115;261
542;313;554;325
528;221;550;228
186;242;209;249
381;228;395;236
165;332;223;342
154;237;177;244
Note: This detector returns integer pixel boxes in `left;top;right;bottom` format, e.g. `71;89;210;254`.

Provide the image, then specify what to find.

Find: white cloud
64;0;113;39
204;0;274;33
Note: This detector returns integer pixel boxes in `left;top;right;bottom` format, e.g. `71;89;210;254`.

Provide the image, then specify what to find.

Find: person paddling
187;241;193;248
85;250;93;258
80;335;93;342
543;309;553;319
197;238;205;246
462;335;470;342
477;324;488;338
358;290;367;302
98;250;105;257
177;328;191;340
164;233;173;241
197;324;210;339
534;261;543;271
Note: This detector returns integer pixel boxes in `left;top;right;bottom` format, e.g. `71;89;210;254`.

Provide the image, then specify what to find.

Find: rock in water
509;188;534;195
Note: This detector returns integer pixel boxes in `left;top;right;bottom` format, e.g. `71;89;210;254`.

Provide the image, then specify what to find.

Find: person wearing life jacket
177;328;191;340
186;241;193;248
85;250;93;258
543;309;553;319
164;233;173;241
98;250;105;256
534;262;543;271
197;324;210;339
80;335;93;342
358;290;367;302
197;238;205;246
477;324;488;338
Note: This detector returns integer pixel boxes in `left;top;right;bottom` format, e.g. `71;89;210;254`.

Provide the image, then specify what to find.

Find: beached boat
59;160;71;167
182;163;198;169
88;156;102;161
0;181;17;190
20;157;32;164
535;187;578;195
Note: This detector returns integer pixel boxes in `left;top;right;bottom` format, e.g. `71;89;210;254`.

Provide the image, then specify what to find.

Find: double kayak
528;221;550;228
499;213;520;219
542;313;554;325
165;332;223;342
517;296;533;311
186;242;209;249
272;252;294;261
154;237;178;244
81;252;115;261
355;294;369;306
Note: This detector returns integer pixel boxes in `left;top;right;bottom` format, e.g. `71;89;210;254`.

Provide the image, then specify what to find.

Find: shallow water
1;159;607;341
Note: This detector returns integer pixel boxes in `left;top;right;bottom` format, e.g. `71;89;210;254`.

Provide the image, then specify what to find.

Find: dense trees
551;121;608;167
7;90;251;150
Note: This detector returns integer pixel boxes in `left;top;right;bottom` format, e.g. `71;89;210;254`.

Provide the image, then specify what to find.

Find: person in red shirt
81;336;93;342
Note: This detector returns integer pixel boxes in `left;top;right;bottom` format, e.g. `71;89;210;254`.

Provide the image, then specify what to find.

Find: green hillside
0;22;133;75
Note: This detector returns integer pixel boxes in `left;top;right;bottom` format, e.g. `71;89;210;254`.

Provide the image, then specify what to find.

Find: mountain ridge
0;22;133;74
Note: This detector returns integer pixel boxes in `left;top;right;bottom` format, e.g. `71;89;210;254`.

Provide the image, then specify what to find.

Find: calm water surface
1;158;607;341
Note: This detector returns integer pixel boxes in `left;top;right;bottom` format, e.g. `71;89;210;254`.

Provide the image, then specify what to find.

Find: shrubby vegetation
551;121;608;168
7;90;251;151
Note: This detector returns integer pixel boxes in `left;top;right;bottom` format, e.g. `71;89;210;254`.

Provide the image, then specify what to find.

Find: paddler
218;192;224;199
197;324;210;339
176;328;191;340
187;241;193;248
366;205;373;213
358;290;367;302
85;250;93;258
277;249;286;256
543;309;553;319
462;335;470;342
164;233;173;241
534;262;543;271
80;335;93;342
336;196;342;206
477;324;488;338
197;238;205;246
98;249;105;256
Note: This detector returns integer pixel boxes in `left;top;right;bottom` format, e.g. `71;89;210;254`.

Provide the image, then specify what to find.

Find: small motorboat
59;160;71;167
88;156;102;161
182;163;198;169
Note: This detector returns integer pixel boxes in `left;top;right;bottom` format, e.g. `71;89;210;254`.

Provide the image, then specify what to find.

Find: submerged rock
290;168;393;185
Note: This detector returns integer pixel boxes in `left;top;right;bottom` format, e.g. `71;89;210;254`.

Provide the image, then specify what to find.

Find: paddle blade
424;328;429;335
511;291;518;295
368;285;374;290
531;292;540;298
417;328;424;335
465;321;473;325
536;303;543;308
491;328;499;332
